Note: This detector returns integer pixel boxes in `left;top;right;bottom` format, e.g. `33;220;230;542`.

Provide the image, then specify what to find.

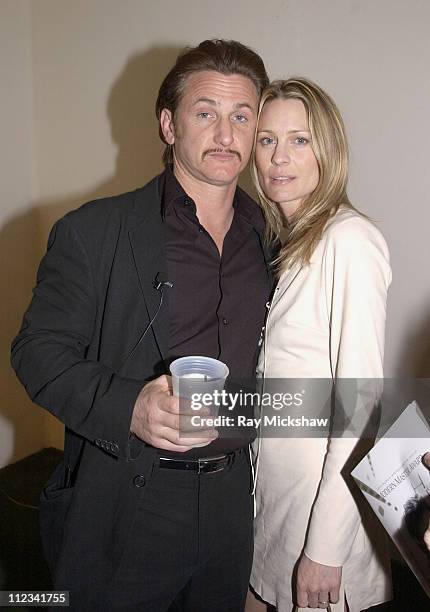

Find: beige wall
0;0;45;466
2;0;429;465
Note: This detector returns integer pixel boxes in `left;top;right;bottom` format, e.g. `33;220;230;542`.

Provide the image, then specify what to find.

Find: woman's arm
296;215;391;606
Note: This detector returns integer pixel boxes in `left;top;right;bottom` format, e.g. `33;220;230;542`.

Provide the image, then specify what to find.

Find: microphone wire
118;288;165;370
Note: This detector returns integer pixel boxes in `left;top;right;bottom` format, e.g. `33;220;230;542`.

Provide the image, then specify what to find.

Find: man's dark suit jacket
11;173;270;610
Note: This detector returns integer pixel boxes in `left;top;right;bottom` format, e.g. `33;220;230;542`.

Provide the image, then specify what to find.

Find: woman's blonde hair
251;77;360;274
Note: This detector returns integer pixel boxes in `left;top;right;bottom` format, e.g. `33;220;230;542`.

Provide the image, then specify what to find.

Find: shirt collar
232;184;266;235
160;164;189;219
159;164;266;235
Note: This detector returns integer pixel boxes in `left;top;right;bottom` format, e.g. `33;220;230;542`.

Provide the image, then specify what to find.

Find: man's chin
203;173;241;187
202;162;246;186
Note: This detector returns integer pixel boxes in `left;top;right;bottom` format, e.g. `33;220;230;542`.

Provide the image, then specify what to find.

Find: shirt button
133;475;146;488
222;318;228;325
184;198;192;206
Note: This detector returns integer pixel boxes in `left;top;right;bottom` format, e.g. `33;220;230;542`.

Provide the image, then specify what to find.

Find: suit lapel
127;177;169;362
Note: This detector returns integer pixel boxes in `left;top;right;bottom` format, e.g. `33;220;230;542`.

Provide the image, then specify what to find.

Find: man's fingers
159;410;217;437
318;591;329;608
307;589;319;608
150;439;202;453
179;414;217;435
159;396;212;417
296;587;308;608
146;411;218;444
149;374;172;393
159;431;217;450
142;424;217;452
163;425;218;446
329;583;340;604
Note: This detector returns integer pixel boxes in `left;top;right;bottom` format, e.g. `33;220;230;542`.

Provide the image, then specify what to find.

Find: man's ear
160;109;175;145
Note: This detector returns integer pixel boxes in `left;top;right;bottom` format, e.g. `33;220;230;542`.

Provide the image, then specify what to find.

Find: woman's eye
259;136;275;146
295;136;308;145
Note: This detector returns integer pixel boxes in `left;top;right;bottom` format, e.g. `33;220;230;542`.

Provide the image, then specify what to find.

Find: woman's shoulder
323;206;389;255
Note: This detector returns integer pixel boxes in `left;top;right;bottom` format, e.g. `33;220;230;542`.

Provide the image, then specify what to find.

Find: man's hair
251;77;360;273
156;39;269;165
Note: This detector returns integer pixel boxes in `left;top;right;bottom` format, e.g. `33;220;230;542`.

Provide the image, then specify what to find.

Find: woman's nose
272;144;291;165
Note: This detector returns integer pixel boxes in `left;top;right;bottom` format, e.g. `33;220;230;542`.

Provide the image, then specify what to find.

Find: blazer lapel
127;178;169;362
270;262;302;310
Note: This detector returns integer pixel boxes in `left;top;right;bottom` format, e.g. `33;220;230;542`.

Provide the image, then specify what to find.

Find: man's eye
233;114;248;123
197;112;212;119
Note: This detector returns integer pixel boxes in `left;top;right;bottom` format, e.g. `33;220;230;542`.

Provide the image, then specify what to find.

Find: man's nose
214;118;234;147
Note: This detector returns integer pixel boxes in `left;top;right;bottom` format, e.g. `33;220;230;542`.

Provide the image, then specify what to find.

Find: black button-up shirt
161;166;271;456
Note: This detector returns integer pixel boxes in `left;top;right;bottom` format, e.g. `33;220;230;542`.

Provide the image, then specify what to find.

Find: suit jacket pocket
39;462;74;575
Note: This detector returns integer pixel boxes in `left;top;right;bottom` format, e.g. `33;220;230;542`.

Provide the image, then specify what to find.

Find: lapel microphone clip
153;273;174;292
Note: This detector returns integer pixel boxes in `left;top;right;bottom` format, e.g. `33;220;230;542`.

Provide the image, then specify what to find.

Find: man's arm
11;216;145;457
11;216;214;457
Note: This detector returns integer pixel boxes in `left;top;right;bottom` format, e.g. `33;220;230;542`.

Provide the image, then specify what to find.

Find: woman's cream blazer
251;207;393;612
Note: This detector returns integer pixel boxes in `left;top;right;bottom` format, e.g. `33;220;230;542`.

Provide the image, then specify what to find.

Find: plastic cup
170;356;229;416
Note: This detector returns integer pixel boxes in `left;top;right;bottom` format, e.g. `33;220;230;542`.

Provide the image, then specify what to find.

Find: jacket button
133;475;146;488
111;443;119;453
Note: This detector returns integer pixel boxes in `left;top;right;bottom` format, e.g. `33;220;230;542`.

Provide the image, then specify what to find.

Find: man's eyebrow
233;102;255;112
192;97;217;107
192;98;255;112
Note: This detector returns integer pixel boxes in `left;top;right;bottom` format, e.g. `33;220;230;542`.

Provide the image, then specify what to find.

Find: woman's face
255;98;319;221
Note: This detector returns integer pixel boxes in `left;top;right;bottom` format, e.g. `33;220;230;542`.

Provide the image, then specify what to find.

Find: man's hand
130;375;218;452
296;553;342;608
422;452;430;551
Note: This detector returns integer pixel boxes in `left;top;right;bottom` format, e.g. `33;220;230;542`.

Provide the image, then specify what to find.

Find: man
11;40;270;611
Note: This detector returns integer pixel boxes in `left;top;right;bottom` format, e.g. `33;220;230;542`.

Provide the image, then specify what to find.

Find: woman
245;78;392;612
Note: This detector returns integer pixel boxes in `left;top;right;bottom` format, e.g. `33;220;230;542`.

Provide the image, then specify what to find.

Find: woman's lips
270;176;295;183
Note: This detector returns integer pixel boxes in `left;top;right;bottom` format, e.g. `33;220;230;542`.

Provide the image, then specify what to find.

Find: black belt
158;450;239;474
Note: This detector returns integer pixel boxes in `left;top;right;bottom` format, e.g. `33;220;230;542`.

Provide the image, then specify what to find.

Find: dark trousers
109;448;254;612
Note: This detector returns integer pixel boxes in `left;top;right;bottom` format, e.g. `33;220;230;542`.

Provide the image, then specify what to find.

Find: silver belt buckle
197;454;227;474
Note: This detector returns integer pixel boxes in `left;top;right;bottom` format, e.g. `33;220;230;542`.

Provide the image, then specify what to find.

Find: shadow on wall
377;313;430;438
399;313;430;378
0;208;46;466
1;44;201;465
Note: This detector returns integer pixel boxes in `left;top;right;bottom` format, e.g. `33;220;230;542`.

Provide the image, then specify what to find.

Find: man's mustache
202;148;242;162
